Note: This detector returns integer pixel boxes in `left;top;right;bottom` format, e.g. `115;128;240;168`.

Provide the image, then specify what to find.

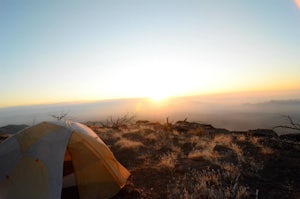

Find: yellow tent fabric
0;121;130;199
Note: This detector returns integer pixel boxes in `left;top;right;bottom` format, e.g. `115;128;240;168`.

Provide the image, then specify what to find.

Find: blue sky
1;0;300;107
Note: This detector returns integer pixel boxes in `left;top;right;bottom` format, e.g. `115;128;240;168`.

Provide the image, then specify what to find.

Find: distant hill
1;97;300;132
245;99;300;106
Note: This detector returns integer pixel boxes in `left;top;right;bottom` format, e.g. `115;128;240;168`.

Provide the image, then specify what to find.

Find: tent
0;121;130;199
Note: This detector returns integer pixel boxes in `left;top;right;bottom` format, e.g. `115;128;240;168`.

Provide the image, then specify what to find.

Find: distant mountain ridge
245;99;300;106
1;97;300;131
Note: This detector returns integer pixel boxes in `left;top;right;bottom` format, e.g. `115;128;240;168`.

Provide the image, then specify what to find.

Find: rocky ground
87;120;300;199
1;120;299;199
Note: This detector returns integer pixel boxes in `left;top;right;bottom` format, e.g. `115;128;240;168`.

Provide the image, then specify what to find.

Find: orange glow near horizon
1;87;300;109
294;0;300;9
1;85;300;109
1;75;300;108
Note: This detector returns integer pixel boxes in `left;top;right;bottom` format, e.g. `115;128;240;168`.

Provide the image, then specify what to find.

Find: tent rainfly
0;121;130;199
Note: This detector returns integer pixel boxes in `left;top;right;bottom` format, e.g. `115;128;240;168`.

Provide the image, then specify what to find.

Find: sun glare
151;93;168;102
294;0;300;9
147;88;170;101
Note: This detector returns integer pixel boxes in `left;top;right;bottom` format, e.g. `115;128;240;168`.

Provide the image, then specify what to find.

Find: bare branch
166;117;170;125
286;115;300;128
99;113;136;129
273;125;300;131
274;115;300;131
50;111;69;121
232;174;241;198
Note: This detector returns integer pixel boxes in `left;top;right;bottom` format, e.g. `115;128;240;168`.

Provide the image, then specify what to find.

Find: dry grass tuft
171;145;182;153
189;135;201;144
145;133;158;141
111;132;122;140
195;138;210;148
188;149;219;161
261;146;273;155
236;134;246;142
115;138;144;149
230;143;243;158
167;168;242;199
249;136;260;145
214;134;233;146
236;186;249;199
158;152;177;169
96;129;123;141
221;163;239;174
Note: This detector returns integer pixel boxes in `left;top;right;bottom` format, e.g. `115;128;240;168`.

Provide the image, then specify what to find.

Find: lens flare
294;0;300;9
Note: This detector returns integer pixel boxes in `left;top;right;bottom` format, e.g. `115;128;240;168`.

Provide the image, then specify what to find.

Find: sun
150;93;168;101
147;89;170;102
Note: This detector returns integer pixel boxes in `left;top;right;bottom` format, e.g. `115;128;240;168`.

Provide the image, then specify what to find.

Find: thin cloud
294;0;300;9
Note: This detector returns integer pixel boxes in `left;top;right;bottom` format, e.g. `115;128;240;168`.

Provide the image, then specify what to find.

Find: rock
248;129;278;138
280;133;300;142
214;128;231;134
214;145;234;153
136;120;149;124
174;121;214;132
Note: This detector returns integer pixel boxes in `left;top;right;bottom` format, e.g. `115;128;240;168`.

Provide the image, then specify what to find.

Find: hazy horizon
1;91;300;135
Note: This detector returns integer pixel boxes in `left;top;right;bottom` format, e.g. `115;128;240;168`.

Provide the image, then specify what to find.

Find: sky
1;0;300;108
